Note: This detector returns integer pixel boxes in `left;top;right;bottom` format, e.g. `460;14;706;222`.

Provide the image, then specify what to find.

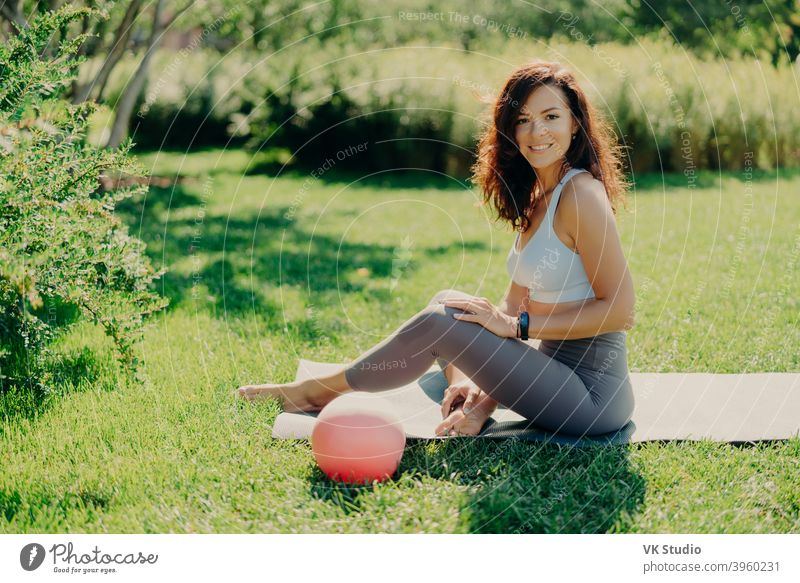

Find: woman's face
513;84;577;170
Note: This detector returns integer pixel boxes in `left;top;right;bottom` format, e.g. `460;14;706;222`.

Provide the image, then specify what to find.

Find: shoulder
562;172;609;209
558;172;613;234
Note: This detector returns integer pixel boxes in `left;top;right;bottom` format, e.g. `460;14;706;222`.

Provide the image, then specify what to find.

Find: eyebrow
518;107;562;116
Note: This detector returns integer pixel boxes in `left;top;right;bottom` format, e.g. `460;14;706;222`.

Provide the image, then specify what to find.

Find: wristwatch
517;311;529;341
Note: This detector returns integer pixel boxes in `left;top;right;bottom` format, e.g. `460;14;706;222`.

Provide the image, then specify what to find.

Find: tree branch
163;0;194;29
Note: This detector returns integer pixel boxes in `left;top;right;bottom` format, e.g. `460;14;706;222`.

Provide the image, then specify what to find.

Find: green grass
1;148;798;533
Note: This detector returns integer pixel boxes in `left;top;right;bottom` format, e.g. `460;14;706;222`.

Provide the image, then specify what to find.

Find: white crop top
506;168;597;304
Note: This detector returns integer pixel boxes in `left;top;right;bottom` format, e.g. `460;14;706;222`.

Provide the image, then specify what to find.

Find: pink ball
311;393;406;485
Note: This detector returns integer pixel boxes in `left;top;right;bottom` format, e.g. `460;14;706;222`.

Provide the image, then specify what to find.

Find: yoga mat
271;359;800;446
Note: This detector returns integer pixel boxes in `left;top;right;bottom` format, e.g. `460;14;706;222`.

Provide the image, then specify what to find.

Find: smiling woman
238;60;636;440
474;60;628;236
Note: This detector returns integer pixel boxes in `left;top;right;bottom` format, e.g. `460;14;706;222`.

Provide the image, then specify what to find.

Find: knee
428;289;456;306
412;301;457;335
417;300;449;322
417;298;478;330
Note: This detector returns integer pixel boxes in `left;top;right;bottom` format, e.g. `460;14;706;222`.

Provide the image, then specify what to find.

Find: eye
516;118;528;125
546;114;559;120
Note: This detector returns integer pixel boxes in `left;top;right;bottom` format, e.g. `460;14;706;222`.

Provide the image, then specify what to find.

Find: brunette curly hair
471;60;628;233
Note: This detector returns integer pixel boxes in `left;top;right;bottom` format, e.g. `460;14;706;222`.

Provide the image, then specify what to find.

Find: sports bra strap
546;168;589;228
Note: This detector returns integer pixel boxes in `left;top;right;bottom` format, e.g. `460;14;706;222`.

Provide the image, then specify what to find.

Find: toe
237;386;262;401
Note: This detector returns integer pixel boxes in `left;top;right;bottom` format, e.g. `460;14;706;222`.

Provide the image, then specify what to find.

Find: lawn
1;149;798;533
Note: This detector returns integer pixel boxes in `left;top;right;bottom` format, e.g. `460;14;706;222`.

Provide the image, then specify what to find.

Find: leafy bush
0;6;168;394
92;30;800;173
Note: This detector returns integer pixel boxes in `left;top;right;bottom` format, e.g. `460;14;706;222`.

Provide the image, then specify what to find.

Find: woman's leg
425;289;540;377
236;289;472;408
344;290;632;436
343;288;478;389
424;289;477;374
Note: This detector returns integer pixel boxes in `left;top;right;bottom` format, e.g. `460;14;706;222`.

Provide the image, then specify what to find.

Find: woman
238;60;636;438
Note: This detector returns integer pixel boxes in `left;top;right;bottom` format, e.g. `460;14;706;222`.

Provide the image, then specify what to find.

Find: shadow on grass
305;440;644;533
451;441;644;534
115;182;205;236
118;182;486;320
0;346;117;432
245;164;472;192
0;483;116;526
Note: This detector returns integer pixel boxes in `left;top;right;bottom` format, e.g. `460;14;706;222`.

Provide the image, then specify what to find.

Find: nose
525;119;548;137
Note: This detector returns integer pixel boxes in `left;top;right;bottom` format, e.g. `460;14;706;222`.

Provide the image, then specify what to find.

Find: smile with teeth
529;143;553;151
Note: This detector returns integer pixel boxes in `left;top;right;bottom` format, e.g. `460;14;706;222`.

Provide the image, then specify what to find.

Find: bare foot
235;380;336;412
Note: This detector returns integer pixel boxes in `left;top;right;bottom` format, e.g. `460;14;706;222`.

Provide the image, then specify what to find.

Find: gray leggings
343;289;634;436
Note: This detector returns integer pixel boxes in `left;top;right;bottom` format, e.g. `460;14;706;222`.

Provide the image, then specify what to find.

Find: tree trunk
69;4;94;102
105;0;165;149
72;0;143;104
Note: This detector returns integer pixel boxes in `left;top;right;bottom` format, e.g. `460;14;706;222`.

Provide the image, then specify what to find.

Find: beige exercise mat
270;359;800;446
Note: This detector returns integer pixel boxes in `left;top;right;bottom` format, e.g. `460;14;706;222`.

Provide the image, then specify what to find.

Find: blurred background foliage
2;0;799;175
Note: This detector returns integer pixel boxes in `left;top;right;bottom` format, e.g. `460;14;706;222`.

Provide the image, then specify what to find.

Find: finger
441;390;458;417
440;396;451;418
449;307;477;316
449;395;466;414
452;313;475;321
463;394;474;413
441;299;477;312
465;387;483;412
441;387;465;417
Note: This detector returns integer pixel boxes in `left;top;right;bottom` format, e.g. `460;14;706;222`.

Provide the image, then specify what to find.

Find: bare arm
498;278;530;323
528;177;636;340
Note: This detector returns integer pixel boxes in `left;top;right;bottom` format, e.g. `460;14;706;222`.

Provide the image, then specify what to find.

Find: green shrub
91;34;800;173
0;6;168;394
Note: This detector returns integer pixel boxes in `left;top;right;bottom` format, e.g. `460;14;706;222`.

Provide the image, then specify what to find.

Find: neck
535;161;565;195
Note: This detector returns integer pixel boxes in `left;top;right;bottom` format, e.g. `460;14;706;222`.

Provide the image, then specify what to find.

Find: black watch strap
519;311;529;341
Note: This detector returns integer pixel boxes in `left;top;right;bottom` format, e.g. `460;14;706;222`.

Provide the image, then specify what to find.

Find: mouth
528;143;554;152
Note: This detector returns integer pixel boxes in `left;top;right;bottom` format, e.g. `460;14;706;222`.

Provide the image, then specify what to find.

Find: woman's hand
439;380;483;419
435;381;496;437
440;296;517;338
